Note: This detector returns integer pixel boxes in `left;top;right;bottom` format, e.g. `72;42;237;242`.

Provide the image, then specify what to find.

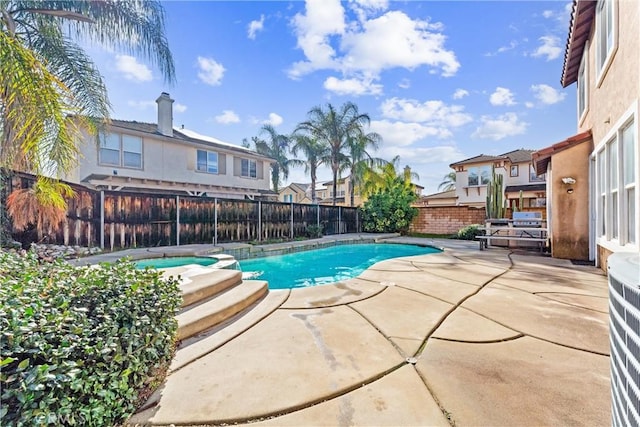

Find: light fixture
561;177;576;185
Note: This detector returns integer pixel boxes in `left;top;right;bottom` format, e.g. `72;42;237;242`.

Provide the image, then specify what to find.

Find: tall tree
1;0;175;201
361;155;419;197
438;171;457;192
297;102;371;206
344;131;383;207
290;132;327;204
254;124;300;193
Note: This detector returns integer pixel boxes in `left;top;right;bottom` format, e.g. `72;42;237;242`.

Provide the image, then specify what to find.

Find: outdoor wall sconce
561;177;576;184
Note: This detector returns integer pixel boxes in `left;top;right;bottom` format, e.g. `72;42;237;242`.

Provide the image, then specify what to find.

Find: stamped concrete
122;235;611;426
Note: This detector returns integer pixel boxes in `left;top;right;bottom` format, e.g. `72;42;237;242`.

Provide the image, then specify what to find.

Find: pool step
178;269;242;308
176;280;269;341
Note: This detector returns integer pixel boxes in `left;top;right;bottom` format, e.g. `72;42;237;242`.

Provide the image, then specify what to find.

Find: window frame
196;149;219;174
241;158;257;179
595;0;617;86
595;113;637;249
529;164;545;182
99;132;143;169
510;165;519;177
577;41;589;122
467;166;491;187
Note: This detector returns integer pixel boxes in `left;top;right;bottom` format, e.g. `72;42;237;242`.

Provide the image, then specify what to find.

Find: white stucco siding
69;127;272;192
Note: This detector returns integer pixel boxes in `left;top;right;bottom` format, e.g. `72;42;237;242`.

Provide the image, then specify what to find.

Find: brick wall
410;206;486;235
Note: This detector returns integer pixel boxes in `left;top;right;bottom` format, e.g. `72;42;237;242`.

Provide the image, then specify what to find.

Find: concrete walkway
121;236;610;426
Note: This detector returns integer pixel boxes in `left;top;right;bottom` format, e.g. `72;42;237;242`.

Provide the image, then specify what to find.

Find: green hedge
457;224;484;240
0;252;181;426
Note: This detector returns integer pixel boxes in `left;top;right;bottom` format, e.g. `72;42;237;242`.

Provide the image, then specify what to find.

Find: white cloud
215;110;240;124
263;112;283;126
289;2;459;87
452;88;469;99
248;14;265;39
542;10;554;19
323;75;383;96
340;11;459;77
380;97;472;128
115;55;152;82
127;100;155;109
397;78;410;89
378;144;463;165
532;35;562;61
472;113;528;141
489;87;516;106
174;103;187;113
197;57;225;86
531;84;566;105
525;102;535;109
485;40;518;57
349;0;389;22
370;119;451;146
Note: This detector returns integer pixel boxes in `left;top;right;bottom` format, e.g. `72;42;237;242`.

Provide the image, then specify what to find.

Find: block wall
410;206;486;235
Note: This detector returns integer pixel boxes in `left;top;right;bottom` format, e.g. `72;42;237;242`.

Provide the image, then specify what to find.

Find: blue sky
86;0;577;195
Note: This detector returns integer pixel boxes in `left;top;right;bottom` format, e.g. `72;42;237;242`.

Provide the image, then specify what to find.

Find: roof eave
561;0;597;88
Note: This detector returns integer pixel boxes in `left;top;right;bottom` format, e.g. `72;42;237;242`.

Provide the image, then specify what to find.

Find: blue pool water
135;256;219;269
239;243;439;289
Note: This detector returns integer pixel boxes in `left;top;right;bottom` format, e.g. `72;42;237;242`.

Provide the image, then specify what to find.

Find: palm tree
254;124;300;193
297;102;371;206
438;171;457;192
1;0;175;192
361;156;419;197
344;132;384;207
290;132;327;204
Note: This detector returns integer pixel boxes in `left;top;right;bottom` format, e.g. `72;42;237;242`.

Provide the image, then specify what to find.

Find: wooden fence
3;173;361;250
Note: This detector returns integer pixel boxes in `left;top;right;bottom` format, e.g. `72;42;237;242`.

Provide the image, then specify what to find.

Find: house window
577;43;588;119
99;133;142;168
468;166;490;186
529;164;545;182
597;118;636;246
197;150;218;174
510;165;519;177
622;122;636;244
596;0;616;79
241;158;257;178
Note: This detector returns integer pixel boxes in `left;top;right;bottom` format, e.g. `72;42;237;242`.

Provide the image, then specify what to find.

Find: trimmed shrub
457;224;484;240
361;189;418;234
0;251;181;426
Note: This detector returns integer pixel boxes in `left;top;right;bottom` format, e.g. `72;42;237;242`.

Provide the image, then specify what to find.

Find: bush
0;251;181;426
360;188;418;234
306;224;323;238
457;224;484;240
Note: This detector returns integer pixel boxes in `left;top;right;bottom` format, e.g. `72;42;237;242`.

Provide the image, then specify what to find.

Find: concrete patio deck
120;235;610;426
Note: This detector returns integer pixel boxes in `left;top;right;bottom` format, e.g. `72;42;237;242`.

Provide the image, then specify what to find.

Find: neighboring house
64;93;275;200
535;0;638;266
416;189;457;207
279;183;311;203
450;149;546;209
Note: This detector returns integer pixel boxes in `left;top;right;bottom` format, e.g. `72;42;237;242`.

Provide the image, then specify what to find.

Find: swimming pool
135;256;219;269
239;243;439;289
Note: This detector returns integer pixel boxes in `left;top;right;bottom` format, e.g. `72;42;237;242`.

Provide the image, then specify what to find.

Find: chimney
156;92;174;137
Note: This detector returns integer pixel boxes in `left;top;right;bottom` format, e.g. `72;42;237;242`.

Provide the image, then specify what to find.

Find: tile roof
421;189;457;199
450;154;504;167
532;131;593;174
450;149;534;167
561;0;596;87
505;184;547;193
109;119;274;162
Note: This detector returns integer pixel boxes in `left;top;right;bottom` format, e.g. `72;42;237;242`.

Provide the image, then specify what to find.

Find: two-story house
450;149;546;210
63;93;275;200
534;0;638;267
279;183;311;203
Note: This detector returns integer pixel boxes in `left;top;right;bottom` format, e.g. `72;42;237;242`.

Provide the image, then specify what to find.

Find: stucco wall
549;142;592;260
71;128;271;191
410;206;486;235
579;0;639;141
578;0;639;267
